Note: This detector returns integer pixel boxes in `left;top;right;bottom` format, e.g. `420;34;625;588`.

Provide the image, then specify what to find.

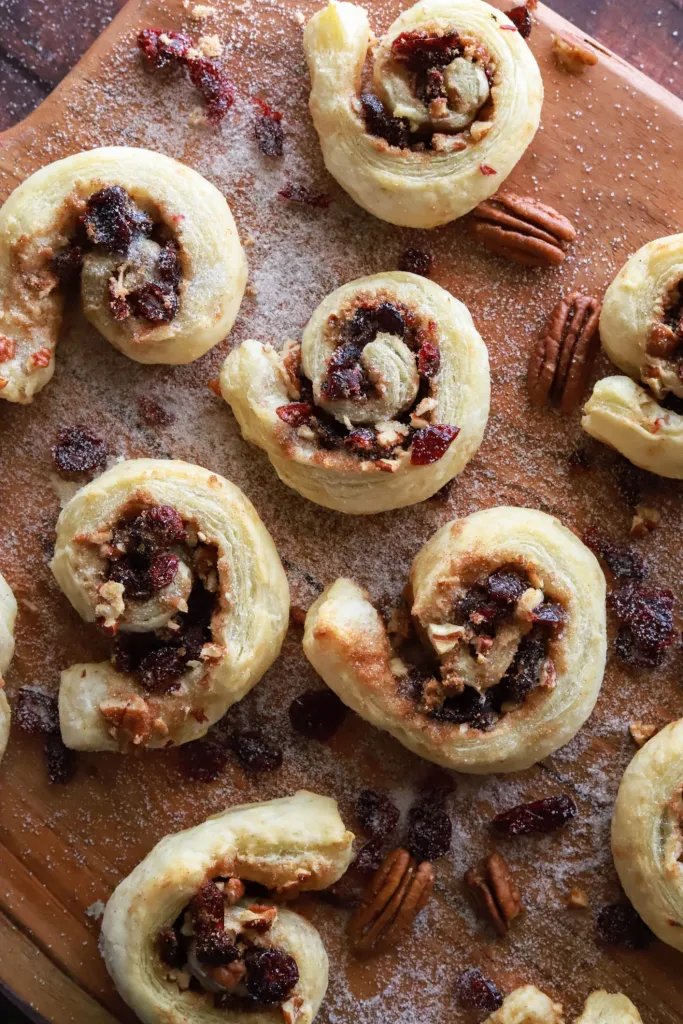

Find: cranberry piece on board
353;838;385;876
179;733;230;782
254;100;284;157
15;688;59;734
356;789;400;840
44;734;77;784
276;403;313;428
399;248;434;277
186;58;235;125
230;729;283;773
492;794;578;836
244;948;299;1004
456;968;504;1011
138;396;175;427
410;424;460;465
138;28;191;69
406;799;452;860
278;182;333;209
52;426;108;476
609;581;676;667
596;903;653;949
289;689;347;741
584;528;648;581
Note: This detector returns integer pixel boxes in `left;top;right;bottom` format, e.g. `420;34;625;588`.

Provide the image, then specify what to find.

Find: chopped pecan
629;721;657;748
552;33;599;74
630;505;661;538
464;852;522;936
347;848;434;955
468;192;576;267
527;292;602;413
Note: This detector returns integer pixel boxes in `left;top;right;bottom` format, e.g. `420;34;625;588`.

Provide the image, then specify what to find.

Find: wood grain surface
0;1;682;1024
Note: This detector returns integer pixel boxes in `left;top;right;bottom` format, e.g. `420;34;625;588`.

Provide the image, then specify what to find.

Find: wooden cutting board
1;1;682;1022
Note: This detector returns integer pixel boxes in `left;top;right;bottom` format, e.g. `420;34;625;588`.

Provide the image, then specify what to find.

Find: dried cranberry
137;28;191;69
353;838;385;875
487;570;527;605
108;558;153;601
456;968;504;1012
276;403;313;427
157;927;184;968
230;729;283;773
186;57;235;125
15;688;59;734
129;506;186;555
356;789;399;840
83;186;152;255
137;647;186;693
568;447;591;472
422;67;446;104
410;424;460;465
344;428;381;458
196;933;240;966
399;248;434;277
321;366;363;400
584;529;648;582
392;30;461;73
373;302;405;337
289;689;347;741
496;626;547;703
346;307;377;346
148;552;180;591
406;799;452;860
44;734;77;784
492;794;578;836
157;240;182;287
278;182;333;208
131;282;179;323
192;879;224;930
138;396;175;426
433;687;497;732
52;426;108;475
254;101;284;157
609;581;675;667
596;903;653;950
507;5;532;38
530;601;565;626
360;93;411;149
244;948;299;1004
111;632;156;674
51;244;84;284
418;339;440;379
179;733;230;782
311;412;346;449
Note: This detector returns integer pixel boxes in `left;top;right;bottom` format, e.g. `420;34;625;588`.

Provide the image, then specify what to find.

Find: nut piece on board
347;848;434;955
528;293;602;413
552;33;599;75
465;852;523;936
468;193;576;268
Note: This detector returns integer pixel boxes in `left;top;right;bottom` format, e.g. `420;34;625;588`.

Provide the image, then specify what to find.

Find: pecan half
552;33;599;75
464;852;522;936
527;292;602;413
347;848;434;955
468;193;576;267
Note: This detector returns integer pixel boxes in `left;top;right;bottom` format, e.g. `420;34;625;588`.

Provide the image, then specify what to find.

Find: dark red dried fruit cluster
399;248;434;278
356;789;400;840
44;733;78;785
353;837;385;875
83;185;153;255
129;506;186;555
108;240;182;326
596;902;653;949
138;396;175;427
405;795;452;860
178;730;231;782
192;880;240;965
229;729;283;773
254;99;284;157
507;4;532;38
410;424;460;465
15;688;59;735
278;182;333;208
584;528;647;582
289;689;347;741
276;403;314;428
609;581;676;668
137;29;235;125
492;794;577;836
157;926;184;968
392;30;462;73
456;968;504;1012
361;93;411;149
244;948;300;1003
52;425;108;476
417;338;440;379
51;244;84;284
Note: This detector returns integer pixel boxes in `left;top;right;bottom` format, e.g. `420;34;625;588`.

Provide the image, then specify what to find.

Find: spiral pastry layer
101;791;354;1024
221;272;490;514
482;986;642;1024
612;718;683;951
304;0;543;227
0;572;17;763
582;234;683;477
0;146;247;403
304;507;606;773
51;459;289;751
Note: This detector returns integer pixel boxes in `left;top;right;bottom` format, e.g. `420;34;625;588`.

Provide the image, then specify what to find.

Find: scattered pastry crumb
188;106;207;126
85;900;106;920
630;505;661;538
244;234;256;247
198;34;223;58
552;33;599;75
293;10;305;25
566;887;589;908
629;721;658;747
186;2;216;19
246;283;258;297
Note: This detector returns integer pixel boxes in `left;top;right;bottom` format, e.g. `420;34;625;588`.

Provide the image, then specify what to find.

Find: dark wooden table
0;0;681;1021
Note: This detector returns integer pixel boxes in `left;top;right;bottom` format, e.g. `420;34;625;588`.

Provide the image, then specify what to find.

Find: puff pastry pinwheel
304;507;606;773
482;986;642;1024
101;791;354;1024
221;272;490;514
303;0;543;228
0;146;246;403
0;572;17;763
612;717;683;951
582;234;683;478
51;458;289;752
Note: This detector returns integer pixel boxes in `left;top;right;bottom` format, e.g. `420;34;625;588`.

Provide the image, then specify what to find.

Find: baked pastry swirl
51;459;289;751
101;791;354;1024
303;0;543;227
0;572;17;763
612;718;683;951
304;507;606;773
483;986;642;1024
0;146;247;403
221;272;490;514
582;234;683;478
